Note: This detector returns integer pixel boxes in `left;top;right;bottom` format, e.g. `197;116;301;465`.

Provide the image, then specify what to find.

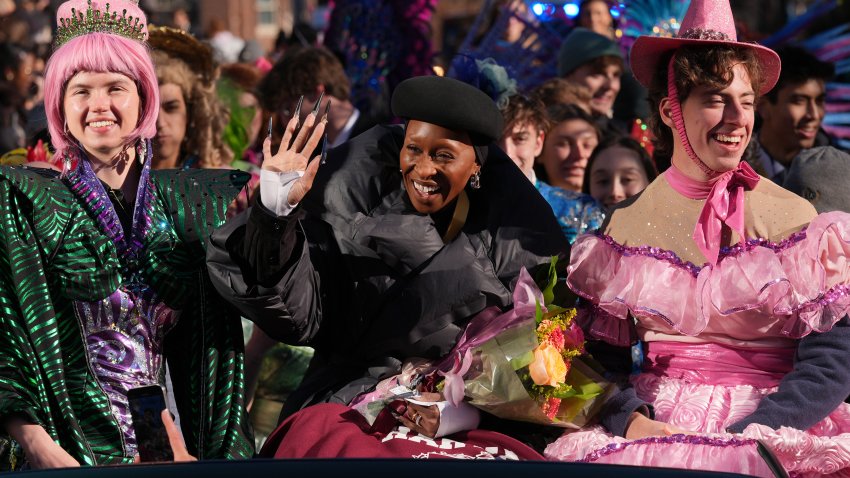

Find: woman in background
583;136;656;211
149;26;232;170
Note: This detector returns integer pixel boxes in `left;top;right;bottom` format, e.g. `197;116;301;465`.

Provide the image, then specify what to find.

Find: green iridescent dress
0;161;254;467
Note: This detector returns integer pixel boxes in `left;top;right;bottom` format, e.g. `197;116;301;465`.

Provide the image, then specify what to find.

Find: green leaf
542;256;558;306
535;299;543;325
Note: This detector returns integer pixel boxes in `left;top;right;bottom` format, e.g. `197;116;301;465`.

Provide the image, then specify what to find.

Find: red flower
541;397;561;420
544;326;566;351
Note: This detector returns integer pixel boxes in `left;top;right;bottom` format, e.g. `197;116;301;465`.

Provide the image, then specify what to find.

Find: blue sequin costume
535;180;605;244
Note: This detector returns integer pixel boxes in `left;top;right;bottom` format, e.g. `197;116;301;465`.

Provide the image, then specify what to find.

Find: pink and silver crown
54;0;147;47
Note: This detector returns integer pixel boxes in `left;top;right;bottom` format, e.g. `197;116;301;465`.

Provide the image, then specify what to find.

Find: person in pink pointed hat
543;0;850;476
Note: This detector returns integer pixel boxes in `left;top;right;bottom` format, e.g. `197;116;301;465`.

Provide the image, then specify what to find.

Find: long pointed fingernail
322;100;331;123
311;91;325;116
320;133;329;165
292;95;304;120
267;117;273;138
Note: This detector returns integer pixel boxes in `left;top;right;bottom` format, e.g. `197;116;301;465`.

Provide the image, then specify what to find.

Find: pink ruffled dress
544;173;850;477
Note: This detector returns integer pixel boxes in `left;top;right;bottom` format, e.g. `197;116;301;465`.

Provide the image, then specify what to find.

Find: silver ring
415;415;423;427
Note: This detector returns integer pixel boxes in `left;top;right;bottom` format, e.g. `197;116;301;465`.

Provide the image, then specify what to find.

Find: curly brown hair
531;78;593;113
648;45;764;161
152;50;233;168
501;94;549;136
257;47;350;113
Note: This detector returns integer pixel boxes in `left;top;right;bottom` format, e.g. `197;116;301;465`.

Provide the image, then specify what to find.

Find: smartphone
127;385;173;462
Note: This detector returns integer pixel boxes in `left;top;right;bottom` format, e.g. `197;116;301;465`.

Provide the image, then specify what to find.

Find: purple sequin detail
577;434;759;463
595;230;810;277
718;230;808;257
63;141;154;273
797;284;850;314
596;233;703;276
76;287;179;455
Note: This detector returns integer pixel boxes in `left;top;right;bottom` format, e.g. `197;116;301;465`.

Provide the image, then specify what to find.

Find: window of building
257;0;277;25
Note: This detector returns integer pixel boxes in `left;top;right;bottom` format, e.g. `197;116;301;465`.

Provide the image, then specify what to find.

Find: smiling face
758;78;826;160
565;61;621;116
400;120;479;214
588;146;650;209
538;118;599;191
579;0;614;37
154;82;188;168
63;71;140;164
667;63;756;175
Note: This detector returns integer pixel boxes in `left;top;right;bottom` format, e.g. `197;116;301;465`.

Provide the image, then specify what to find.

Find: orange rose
529;343;567;387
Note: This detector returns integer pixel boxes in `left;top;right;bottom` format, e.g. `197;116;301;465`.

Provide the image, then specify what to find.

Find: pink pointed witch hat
630;0;780;93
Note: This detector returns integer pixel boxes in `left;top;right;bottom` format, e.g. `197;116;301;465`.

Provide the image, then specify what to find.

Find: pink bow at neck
664;162;760;265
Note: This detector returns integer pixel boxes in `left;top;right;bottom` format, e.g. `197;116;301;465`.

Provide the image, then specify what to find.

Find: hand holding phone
128;385;173;462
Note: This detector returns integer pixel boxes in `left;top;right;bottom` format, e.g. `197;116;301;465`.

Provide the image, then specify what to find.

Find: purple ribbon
437;267;544;405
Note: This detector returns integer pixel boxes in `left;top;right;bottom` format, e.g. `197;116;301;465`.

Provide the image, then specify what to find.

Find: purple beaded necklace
63;140;154;289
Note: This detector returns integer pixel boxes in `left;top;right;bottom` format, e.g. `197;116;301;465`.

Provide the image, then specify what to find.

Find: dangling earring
138;139;147;165
469;171;481;189
63;119;70;137
61;152;72;177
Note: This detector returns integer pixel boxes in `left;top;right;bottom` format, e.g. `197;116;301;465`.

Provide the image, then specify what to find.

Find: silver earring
61;152;71;177
138;139;147;165
469;171;480;189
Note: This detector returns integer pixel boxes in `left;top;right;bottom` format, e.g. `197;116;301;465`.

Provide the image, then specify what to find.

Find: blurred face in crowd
63;71;140;164
400;120;479;214
499;120;544;180
278;90;324;129
240;91;262;147
538;118;598;191
579;0;614;38
155;83;188;168
758;78;826;160
665;63;755;175
9;51;35;98
504;1;530;43
588;146;649;209
565;62;621;117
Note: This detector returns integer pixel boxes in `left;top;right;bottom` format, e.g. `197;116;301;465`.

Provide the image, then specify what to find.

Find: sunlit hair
501;94;549;137
152;50;232;168
44;33;159;156
647;45;763;161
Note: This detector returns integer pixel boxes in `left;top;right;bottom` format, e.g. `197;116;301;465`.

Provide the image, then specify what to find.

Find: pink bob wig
44;32;159;155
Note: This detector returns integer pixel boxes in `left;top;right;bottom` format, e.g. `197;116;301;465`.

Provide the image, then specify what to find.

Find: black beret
391;76;504;146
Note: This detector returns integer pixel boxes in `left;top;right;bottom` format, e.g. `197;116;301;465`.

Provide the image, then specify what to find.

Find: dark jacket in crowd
207;125;570;420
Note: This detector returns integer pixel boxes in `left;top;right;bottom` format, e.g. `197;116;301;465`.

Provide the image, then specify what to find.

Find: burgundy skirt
260;403;544;460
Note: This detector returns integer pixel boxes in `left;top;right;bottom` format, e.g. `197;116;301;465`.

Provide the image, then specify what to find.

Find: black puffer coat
207;125;568;419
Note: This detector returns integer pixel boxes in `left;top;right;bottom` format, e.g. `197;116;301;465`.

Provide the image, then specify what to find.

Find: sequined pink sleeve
566;212;850;343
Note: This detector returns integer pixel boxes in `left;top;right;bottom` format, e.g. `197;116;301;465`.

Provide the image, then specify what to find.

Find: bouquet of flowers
351;259;615;430
436;259;616;428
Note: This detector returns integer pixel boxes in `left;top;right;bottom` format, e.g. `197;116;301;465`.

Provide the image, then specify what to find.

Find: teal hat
557;27;623;78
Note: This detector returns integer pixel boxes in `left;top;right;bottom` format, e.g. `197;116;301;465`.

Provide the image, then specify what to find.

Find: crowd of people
1;0;850;476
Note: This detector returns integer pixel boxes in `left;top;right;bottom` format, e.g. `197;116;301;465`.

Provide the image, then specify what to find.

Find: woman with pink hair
0;0;252;468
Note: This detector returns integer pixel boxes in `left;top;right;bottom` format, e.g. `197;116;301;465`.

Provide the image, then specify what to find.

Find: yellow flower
529;343;567;387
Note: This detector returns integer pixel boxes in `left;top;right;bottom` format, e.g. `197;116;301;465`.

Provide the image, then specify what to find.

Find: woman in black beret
206;76;581;458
